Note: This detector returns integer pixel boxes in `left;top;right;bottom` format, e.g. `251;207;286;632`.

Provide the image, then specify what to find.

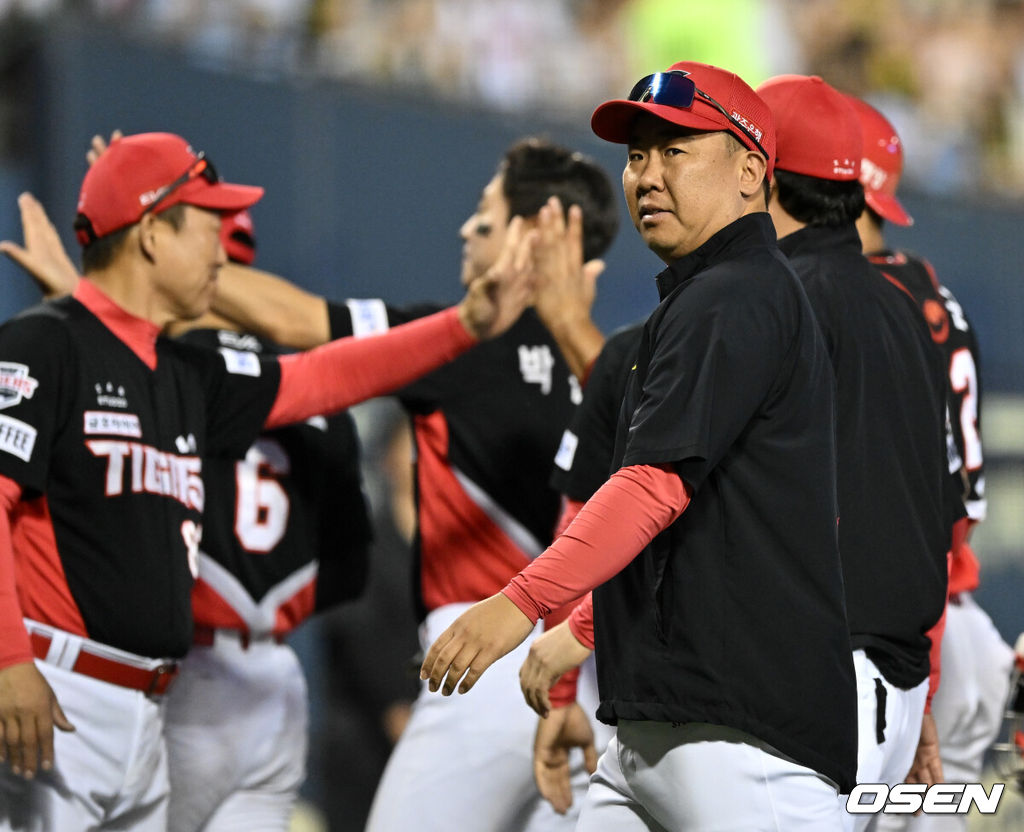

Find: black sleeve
325;299;455;411
0;310;75;493
550;324;643;501
168;339;282;460
623;275;795;489
315;411;375;610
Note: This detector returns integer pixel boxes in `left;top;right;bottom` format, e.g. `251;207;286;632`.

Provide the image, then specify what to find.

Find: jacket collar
655;213;777;300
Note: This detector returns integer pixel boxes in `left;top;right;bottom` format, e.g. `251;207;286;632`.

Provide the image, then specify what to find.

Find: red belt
29;632;179;696
192;625;286;650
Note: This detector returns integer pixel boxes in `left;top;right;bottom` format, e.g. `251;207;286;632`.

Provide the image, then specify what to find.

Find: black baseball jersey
550;323;643;502
176;329;372;636
0;282;280;659
595;214;857;794
868;250;984;522
779;225;955;689
328;301;579;617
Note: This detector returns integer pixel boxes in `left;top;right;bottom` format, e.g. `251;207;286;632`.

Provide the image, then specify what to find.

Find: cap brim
866;191;913;226
171;179;265;213
591;99;730;144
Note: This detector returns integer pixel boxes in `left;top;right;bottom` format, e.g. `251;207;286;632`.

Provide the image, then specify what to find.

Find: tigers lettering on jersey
86;439;204;510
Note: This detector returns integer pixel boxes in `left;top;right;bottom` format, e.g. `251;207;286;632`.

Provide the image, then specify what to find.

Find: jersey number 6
234;438;291;553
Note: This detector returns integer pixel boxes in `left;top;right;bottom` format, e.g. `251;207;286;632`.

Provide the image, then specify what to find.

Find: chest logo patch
84;411;142;438
0;363;39;410
219;347;262;377
94;382;128;409
518;345;555;395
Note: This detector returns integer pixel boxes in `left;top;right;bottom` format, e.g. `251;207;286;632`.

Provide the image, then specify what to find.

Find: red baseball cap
843;95;913;226
756;75;862;182
220;209;257;265
591;61;776;180
75;132;264;245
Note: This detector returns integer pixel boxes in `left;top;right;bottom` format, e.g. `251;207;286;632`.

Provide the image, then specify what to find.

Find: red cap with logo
591;61;776;180
220;209;257;265
75;132;264;246
843;95;913;226
755;75;862;182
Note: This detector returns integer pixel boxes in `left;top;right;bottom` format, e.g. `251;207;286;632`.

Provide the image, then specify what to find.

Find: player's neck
83;264;177;331
854;212;886;255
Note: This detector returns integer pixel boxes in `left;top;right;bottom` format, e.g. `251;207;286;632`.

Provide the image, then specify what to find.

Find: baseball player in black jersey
755;75;958;829
0;131;531;831
3;201;377;831
184;138;621;831
422;61;859;830
845;96;1015;832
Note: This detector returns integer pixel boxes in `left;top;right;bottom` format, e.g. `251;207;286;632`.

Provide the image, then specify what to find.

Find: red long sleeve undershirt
0;475;32;670
924;517;967;713
502;463;690;622
510;465;688;708
266;307;475;429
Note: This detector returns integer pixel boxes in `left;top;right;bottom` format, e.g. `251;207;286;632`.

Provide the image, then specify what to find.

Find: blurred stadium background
0;1;1022;829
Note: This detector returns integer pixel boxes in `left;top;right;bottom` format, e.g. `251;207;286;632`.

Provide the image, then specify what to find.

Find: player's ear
137;213;160;263
738;150;767;200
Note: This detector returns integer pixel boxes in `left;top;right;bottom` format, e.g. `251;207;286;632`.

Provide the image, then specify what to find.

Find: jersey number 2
949;348;982;471
235;438;291;553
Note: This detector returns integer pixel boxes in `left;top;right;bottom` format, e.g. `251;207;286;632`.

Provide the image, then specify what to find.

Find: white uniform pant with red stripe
0;662;169;832
163;632;308;832
577;720;843;831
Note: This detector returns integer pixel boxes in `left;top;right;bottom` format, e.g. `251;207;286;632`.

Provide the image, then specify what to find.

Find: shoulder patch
0;363;39;410
346;299;390;338
554;429;579;472
219;347;262;377
0;414;37;461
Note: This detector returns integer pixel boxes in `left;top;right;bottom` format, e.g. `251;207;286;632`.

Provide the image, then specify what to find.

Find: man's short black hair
773;170;866;228
499;138;618;261
77;204;188;273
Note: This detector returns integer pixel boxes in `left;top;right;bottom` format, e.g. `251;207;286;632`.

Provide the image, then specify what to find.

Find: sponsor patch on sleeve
0;363;39;410
345;299;390;338
219;347;262;377
553;429;579;472
0;414;37;462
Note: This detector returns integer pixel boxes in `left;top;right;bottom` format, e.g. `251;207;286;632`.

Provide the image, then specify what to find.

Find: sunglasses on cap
628;71;770;160
141;151;219;217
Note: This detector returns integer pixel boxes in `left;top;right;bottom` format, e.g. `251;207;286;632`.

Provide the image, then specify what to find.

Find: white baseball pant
163;631;308;832
365;602;612;832
844;649;929;832
577;720;844;831
872;594;1014;832
0;661;169;832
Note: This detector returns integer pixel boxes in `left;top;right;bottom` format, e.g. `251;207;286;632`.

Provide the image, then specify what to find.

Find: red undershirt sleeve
265;307;475;429
0;474;32;671
502;463;691;623
567;593;595;650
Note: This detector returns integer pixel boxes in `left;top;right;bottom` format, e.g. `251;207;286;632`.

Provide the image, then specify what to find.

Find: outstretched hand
519;619;593;717
457;216;536;341
419;593;535;696
0;193;80;300
533;703;598;815
0;662;75;779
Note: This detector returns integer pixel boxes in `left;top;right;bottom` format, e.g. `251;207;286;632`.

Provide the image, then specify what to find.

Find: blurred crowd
1;0;1024;194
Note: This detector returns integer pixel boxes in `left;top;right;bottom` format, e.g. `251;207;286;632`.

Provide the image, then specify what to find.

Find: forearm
544;317;604;383
266;307;475;428
212;263;331;349
0;476;31;670
503;464;690;622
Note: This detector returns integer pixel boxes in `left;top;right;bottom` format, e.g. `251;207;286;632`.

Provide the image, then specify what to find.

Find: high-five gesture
0;193;79;300
457;216;535;341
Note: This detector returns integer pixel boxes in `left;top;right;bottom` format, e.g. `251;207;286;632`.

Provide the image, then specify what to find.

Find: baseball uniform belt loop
28;631;179;696
192;625;286;650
